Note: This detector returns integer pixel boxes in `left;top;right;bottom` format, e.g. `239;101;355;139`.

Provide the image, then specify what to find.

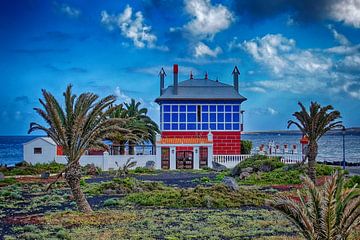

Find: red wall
161;131;241;155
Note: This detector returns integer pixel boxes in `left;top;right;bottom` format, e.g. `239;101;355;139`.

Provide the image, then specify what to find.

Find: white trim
157;143;213;147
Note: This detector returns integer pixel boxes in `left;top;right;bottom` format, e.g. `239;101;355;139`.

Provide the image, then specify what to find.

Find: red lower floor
161;131;241;155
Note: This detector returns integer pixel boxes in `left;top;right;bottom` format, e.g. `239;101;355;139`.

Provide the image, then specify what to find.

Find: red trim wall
161;131;241;155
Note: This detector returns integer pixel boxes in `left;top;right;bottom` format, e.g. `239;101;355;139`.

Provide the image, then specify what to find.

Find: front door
176;151;193;169
161;148;170;169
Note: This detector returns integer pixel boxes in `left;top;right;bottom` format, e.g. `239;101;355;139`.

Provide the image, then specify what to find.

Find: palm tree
123;99;160;155
108;104;148;155
28;85;129;212
271;172;360;240
288;102;342;182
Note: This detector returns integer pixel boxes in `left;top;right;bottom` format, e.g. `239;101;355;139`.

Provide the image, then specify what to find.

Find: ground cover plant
1;162;65;176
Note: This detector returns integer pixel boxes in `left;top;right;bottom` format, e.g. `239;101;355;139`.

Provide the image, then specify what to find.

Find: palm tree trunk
307;141;318;183
128;141;135;155
65;161;92;213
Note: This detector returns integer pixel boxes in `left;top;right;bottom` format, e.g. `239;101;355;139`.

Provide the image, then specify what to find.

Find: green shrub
0;177;16;186
232;155;284;176
345;175;360;188
3;162;65;176
315;164;341;177
239;168;303;186
241;140;253;154
103;198;121;207
125;184;268;208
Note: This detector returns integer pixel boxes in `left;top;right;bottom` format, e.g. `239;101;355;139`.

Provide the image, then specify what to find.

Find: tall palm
271;172;360;240
288;102;342;182
28;85;128;212
123;99;160;155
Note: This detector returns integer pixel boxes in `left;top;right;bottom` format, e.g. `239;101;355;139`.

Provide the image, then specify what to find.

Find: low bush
0;177;16;186
103;198;121;207
232;155;284;176
241;140;253;154
2;162;65;176
124;184;268;208
239;168;303;186
315;164;342;177
345;175;360;188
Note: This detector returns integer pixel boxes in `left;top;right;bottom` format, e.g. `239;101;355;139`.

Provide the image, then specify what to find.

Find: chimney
205;72;208;80
190;71;193;80
173;64;178;95
232;66;240;92
159;67;166;95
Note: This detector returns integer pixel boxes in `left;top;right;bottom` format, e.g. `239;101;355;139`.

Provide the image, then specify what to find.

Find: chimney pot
232;66;240;92
159;68;166;95
173;64;178;95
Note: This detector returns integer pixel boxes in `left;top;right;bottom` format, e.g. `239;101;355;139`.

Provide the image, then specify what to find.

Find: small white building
23;137;57;164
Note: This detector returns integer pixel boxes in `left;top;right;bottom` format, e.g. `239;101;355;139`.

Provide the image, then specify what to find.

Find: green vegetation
345;175;360;188
1;162;65;176
0;177;16;186
4;208;300;240
241;140;253;154
130;166;156;174
124;184;268;208
272;172;360;240
232;155;285;176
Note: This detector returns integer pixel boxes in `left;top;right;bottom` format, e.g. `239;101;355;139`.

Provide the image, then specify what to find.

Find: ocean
0;133;359;166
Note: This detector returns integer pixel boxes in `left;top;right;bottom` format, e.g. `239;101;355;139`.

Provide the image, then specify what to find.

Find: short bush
232;155;284;176
345;175;360;188
315;164;341;177
3;162;65;176
241;140;253;154
103;198;121;207
239;168;303;186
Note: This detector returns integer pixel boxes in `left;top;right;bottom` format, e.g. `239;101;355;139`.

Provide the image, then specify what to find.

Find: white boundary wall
53;153;157;171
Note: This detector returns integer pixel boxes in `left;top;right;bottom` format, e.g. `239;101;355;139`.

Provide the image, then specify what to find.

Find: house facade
155;64;247;170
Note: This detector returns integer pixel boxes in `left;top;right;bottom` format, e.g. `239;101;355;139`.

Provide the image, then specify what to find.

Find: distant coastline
243;127;360;135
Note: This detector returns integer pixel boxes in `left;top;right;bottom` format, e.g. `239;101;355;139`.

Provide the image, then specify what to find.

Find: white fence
213;154;304;168
54;154;157;171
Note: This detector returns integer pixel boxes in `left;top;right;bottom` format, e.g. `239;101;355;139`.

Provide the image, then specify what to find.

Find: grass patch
0;177;17;186
2;162;65;176
124;184;268;208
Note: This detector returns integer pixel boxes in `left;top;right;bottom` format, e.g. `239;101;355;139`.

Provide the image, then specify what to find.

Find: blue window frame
233;123;239;130
187;113;196;122
180;105;186;112
217;123;224;130
172;123;178;130
225;105;231;112
225;123;232;130
210;123;216;130
172;105;178;112
164;113;170;122
202;113;208;122
164;123;170;130
233;113;239;122
187;105;196;112
217;113;224;122
225;113;231;122
202;105;208;112
233;105;240;112
202;123;209;130
164;105;170;112
172;113;178;122
217;105;224;112
210;105;216;112
180;113;186;122
180;124;186;130
187;123;196;130
210;113;216;122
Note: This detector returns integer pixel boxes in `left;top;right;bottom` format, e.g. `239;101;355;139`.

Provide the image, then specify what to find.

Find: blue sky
1;0;360;135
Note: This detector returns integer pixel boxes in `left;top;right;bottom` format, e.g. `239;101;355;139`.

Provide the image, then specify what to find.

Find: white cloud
267;107;278;115
330;0;360;28
325;44;360;54
101;5;167;50
60;4;80;18
242;34;332;76
183;0;234;39
194;42;222;57
114;87;131;103
328;24;350;45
